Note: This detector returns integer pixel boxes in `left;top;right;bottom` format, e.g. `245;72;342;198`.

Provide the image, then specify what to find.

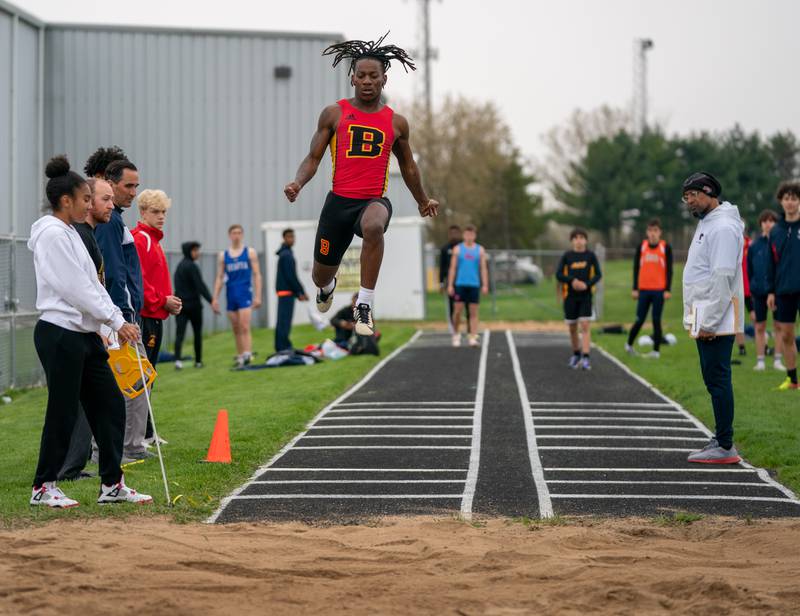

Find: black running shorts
314;192;393;267
563;294;594;323
751;293;776;323
775;291;800;324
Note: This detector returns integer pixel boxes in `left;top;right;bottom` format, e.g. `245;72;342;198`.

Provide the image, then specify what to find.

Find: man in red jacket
132;189;182;444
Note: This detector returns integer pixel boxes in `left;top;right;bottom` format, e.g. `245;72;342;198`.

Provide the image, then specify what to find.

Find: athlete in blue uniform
212;224;262;367
446;225;488;347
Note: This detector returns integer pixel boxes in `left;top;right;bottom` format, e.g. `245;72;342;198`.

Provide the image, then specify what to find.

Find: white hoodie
28;215;125;334
682;201;745;333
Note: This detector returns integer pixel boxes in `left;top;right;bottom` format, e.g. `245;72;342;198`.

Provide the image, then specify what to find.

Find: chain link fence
0;235;266;392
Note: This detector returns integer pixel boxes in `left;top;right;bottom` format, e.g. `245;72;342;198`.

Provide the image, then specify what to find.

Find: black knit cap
682;172;722;198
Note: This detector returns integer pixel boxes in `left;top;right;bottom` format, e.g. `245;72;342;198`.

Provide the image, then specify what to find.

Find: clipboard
689;296;740;338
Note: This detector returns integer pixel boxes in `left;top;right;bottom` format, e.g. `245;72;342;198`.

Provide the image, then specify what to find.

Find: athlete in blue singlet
446;224;488;347
212;224;262;367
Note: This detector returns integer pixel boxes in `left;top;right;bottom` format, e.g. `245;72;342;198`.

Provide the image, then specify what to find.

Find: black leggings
174;305;203;363
33;320;125;487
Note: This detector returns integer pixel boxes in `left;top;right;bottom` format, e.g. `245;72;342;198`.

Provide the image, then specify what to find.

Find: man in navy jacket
275;229;308;352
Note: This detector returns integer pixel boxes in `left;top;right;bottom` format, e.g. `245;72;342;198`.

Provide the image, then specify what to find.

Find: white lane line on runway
252;480;465;484
536;425;705;432
538;446;695;452
264;468;469;472
549;494;799;503
318;416;474;421
531;409;685;416
327;409;476;414
545;467;759;473
460;330;490;520
231;494;464;500
307;425;473;429
534;417;695;423
529;402;675;408
547;480;773;486
507;330;553;518
293;446;472;450
299;434;472;439
334;402;474;407
536;435;708;442
206;330;424;523
593;344;800;504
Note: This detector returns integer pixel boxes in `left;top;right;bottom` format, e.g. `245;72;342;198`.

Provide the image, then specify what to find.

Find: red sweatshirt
132;222;172;320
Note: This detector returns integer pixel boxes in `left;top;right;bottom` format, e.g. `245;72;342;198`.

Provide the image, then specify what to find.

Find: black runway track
210;331;800;523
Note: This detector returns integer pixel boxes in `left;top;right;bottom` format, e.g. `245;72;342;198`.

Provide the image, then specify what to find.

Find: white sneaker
30;482;79;508
645;351;660;359
174;360;183;370
753;361;765;371
97;476;153;505
143;436;168;447
452;334;461;347
354;303;375;336
624;343;638;356
468;335;479;347
774;359;787;371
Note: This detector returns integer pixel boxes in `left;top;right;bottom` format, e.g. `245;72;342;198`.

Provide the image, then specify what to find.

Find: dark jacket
275;243;305;297
94;206;143;322
72;222;104;285
439;240;459;286
768;216;800;295
173;242;212;310
556;250;602;297
331;304;355;345
747;235;773;297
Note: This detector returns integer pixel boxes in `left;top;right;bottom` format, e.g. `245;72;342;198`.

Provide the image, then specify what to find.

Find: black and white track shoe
316;278;337;313
354;303;375;336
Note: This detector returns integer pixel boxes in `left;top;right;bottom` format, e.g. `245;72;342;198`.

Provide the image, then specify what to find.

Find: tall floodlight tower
633;38;654;135
417;0;439;122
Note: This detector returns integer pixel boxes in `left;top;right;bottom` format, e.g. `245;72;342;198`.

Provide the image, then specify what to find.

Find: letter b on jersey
347;126;385;158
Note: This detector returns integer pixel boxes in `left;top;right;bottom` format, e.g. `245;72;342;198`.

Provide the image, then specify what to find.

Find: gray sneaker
687;438;741;464
121;450;156;464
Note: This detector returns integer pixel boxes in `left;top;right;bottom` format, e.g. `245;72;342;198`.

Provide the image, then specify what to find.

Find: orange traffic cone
204;409;231;463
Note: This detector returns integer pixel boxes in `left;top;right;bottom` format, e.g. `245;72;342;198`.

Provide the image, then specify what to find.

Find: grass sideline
0;324;414;526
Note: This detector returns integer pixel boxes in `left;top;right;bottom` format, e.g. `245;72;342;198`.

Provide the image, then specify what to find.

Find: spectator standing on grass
28;155;151;508
173;241;217;369
439;225;462;331
767;180;800;391
748;209;785;371
57;177;115;482
555;228;602;371
682;172;744;464
447;224;488;348
94;158;151;462
274;228;308;352
625;218;673;359
132;189;182;446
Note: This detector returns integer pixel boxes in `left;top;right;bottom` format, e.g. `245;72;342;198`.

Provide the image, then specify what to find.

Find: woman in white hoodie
28;155;152;508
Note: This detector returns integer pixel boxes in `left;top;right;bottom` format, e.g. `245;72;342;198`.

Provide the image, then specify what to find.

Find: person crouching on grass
446;224;488;347
556;228;602;370
682;172;744;464
28;156;152;507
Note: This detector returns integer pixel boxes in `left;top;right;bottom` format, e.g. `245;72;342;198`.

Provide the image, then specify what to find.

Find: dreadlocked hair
322;32;416;74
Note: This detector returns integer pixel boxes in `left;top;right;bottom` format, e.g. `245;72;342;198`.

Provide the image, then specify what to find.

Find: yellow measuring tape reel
107;342;157;399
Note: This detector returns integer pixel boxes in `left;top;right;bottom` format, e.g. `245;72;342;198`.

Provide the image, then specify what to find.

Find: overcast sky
13;0;800;163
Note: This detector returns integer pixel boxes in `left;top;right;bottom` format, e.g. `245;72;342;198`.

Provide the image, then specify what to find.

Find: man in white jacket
682;172;744;464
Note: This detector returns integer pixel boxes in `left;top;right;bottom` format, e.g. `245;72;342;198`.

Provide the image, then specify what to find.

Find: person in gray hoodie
28;155;152;508
681;172;744;464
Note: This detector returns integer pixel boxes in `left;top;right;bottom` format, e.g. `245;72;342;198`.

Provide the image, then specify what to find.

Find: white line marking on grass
263;468;468;472
549;494;800;503
536;435;708;442
545;467;758;473
252;480;465;484
535;425;705;432
206;330;424;524
507;330;553;518
529;401;675;408
547;480;772;486
231;494;464;500
593;344;800;504
538;447;695;452
460;330;490;520
293;446;472;450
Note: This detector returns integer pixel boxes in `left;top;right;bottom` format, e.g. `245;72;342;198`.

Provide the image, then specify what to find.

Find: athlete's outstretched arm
392;114;438;218
284;105;339;202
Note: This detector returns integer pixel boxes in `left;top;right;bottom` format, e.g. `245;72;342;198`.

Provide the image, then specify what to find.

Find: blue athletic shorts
454;286;480;305
226;290;252;312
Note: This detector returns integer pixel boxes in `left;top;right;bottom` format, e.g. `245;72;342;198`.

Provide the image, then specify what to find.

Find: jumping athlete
626;218;673;358
212;224;262;368
283;34;438;336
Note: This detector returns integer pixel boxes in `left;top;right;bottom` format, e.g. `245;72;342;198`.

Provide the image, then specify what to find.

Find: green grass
653;512;705;527
0;324;414;526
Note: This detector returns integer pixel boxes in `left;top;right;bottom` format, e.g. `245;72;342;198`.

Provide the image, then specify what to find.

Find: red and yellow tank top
330;98;395;199
638;239;667;291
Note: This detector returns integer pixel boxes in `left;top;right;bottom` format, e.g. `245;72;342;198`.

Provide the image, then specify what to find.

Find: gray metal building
1;1;421;390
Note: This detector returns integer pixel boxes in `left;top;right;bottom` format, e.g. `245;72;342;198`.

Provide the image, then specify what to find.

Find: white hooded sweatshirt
28;215;125;334
682;201;745;334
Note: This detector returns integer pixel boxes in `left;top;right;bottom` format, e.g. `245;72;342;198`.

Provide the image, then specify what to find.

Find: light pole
633;38;654;135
